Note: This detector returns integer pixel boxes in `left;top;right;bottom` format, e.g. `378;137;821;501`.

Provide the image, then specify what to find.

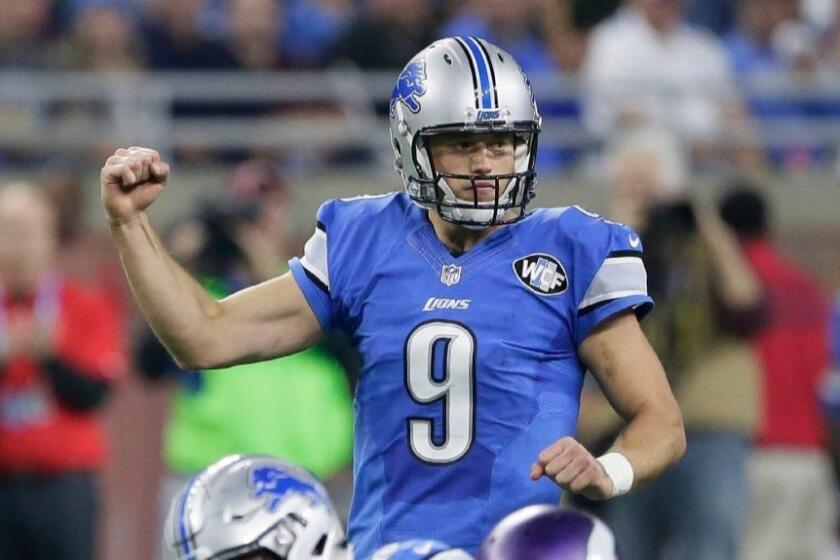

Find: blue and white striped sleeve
574;223;653;346
289;206;335;332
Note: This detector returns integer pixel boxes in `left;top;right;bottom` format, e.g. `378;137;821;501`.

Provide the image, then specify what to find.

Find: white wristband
596;452;634;498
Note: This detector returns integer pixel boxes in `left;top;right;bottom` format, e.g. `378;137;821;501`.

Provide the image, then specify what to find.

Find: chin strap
434;174;520;226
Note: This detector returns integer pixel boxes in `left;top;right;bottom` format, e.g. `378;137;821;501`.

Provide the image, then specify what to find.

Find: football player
101;37;684;558
478;505;618;560
162;454;351;560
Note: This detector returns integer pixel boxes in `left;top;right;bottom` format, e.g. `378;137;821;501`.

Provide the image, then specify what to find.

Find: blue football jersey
289;193;652;558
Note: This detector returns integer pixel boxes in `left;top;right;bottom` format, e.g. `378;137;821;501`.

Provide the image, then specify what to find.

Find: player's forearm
110;212;221;368
610;398;686;488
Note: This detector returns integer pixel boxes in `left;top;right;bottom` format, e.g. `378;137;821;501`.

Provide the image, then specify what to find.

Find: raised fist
100;146;170;225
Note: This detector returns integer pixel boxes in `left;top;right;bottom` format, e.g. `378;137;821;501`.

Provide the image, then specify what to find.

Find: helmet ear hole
311;535;328;556
393;138;404;171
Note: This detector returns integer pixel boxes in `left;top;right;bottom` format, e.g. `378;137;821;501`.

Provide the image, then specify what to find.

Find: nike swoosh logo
629;235;641;248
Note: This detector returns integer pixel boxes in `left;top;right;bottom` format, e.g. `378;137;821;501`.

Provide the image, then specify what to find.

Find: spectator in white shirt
581;0;751;162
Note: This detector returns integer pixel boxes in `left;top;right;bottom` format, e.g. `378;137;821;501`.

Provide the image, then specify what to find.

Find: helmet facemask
406;123;539;229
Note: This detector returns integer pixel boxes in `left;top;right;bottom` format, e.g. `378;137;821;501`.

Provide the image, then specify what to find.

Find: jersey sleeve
289;201;336;332
573;219;653;346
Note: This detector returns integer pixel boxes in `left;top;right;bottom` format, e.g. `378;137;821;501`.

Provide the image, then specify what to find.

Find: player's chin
461;188;498;204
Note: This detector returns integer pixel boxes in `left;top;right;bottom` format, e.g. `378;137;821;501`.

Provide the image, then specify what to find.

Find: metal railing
1;70;839;173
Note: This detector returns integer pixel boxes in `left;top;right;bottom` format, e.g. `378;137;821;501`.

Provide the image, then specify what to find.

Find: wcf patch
512;254;568;296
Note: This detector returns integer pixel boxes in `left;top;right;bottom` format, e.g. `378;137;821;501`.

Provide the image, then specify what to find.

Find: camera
194;198;260;276
646;200;697;237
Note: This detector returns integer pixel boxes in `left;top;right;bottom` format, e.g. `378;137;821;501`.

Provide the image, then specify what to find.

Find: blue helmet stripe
474;37;499;108
177;475;200;557
463;36;494;109
454;37;480;109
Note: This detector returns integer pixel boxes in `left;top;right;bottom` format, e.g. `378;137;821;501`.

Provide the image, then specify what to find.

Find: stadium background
1;0;840;558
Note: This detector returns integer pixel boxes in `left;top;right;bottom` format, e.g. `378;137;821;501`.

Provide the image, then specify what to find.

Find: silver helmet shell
163;455;351;560
389;36;541;229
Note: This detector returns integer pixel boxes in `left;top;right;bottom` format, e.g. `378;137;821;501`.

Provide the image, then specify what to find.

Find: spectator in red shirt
0;182;126;560
720;185;835;560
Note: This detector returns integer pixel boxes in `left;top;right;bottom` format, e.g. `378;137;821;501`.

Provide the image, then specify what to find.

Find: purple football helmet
478;505;618;560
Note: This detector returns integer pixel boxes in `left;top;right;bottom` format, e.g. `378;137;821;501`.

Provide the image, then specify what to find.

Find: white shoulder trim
579;254;647;311
300;226;329;291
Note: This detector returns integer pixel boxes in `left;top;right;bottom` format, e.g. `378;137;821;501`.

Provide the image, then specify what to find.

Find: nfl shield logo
440;264;462;286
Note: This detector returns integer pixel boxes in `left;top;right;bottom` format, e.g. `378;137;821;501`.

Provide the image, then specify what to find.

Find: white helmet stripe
587;517;618;559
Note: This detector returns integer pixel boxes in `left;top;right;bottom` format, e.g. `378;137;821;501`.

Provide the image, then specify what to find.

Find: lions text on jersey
289;193;652;558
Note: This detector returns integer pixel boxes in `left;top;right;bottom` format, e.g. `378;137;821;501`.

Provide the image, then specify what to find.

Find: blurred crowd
2;0;840;173
0;158;359;560
3;0;839;75
1;1;840;560
574;126;840;560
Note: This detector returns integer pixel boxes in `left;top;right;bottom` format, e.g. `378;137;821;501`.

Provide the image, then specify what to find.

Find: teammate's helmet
477;505;618;560
372;539;474;560
389;36;541;229
163;454;352;560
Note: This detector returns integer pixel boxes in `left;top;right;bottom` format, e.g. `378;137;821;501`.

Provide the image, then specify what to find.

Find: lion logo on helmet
249;465;327;513
390;60;427;117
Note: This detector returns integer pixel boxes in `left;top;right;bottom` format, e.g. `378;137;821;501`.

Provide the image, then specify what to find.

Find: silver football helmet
389;36;541;229
163;455;352;560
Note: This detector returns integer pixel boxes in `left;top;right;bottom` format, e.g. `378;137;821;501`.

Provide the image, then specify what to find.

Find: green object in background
162;278;354;478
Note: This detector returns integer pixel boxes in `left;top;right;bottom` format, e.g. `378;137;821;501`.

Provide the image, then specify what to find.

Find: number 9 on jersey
404;321;476;464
